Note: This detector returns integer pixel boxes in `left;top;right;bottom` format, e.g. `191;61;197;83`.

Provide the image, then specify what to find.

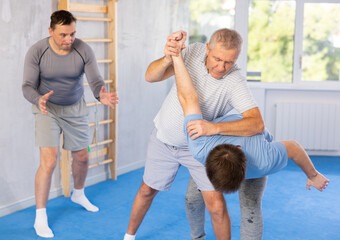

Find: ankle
124;233;136;240
35;208;47;223
72;188;85;197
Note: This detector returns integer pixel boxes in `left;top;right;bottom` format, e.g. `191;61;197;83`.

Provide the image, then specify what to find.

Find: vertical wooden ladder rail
58;0;117;197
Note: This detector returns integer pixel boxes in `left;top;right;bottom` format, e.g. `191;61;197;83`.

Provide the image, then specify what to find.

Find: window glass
247;0;296;83
302;3;340;82
189;0;235;44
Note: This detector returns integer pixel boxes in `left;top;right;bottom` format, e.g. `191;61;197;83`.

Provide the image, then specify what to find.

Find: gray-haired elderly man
124;28;265;240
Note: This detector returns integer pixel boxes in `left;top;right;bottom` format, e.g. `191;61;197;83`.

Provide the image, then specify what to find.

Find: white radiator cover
275;103;340;151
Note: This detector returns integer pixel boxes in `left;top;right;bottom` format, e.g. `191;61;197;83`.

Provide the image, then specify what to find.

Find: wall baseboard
117;160;145;176
0;161;145;217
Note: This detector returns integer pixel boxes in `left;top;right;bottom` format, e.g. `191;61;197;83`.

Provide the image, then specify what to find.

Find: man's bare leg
125;181;158;239
34;147;58;238
201;191;231;240
71;148;98;212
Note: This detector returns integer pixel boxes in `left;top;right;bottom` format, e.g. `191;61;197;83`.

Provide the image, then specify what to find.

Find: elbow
177;92;186;105
177;92;199;109
22;84;28;99
145;72;153;83
250;119;264;135
257;121;265;134
145;71;162;83
178;92;198;103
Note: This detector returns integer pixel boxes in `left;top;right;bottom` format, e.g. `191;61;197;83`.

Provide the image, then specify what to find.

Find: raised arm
145;31;186;83
171;33;201;116
145;56;174;82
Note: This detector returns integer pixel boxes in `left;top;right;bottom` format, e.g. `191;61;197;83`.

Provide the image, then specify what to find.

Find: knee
240;197;261;210
185;188;203;204
239;190;262;208
40;155;57;175
185;191;205;215
139;183;157;199
72;150;89;164
206;200;227;221
239;177;267;209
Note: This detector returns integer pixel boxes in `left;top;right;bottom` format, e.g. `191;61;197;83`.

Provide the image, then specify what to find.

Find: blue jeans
185;176;268;240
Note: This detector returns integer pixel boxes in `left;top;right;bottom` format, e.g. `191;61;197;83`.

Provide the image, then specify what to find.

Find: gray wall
116;0;189;173
0;0;59;217
0;0;189;216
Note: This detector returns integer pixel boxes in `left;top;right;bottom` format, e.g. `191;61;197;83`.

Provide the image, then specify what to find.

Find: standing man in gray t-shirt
124;29;265;240
22;10;118;238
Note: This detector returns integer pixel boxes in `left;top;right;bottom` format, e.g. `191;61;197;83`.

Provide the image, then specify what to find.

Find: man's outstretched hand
99;86;119;109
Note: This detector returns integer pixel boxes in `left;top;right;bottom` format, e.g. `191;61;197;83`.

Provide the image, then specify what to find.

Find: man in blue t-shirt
172;32;329;196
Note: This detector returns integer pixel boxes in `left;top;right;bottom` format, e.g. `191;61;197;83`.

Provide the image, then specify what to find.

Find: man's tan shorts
32;97;90;151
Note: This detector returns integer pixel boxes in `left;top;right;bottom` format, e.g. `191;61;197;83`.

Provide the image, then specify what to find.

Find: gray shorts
32;97;90;151
143;128;215;192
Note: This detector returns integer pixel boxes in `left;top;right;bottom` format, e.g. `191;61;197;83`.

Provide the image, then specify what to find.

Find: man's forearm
145;56;174;82
215;115;264;137
172;53;201;116
173;55;196;98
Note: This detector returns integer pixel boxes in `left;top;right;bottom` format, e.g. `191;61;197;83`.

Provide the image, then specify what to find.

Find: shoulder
183;42;206;59
189;42;206;51
72;38;93;53
222;65;245;82
72;38;95;60
27;38;49;55
25;37;50;62
73;38;90;49
73;38;94;53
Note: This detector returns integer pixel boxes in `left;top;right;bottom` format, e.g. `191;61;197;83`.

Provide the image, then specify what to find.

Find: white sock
124;233;136;240
71;188;99;212
34;208;54;238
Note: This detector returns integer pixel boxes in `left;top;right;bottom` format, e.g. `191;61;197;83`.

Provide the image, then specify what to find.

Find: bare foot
306;171;330;191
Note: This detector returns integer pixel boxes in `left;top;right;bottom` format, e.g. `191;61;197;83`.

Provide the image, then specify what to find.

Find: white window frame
235;0;340;89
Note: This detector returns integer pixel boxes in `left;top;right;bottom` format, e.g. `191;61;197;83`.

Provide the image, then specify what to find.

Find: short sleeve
228;75;257;113
263;128;274;142
184;114;209;165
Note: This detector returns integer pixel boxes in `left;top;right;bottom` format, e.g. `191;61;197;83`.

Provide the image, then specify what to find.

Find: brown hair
209;28;243;55
50;10;76;30
206;144;246;194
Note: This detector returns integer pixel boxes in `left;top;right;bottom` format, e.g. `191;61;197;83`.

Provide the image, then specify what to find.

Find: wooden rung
88;147;108;160
89;139;113;148
97;59;113;64
86;102;102;107
81;38;112;43
89;119;114;127
84;79;113;86
88;158;113;169
76;16;112;22
69;3;108;13
99;159;113;165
